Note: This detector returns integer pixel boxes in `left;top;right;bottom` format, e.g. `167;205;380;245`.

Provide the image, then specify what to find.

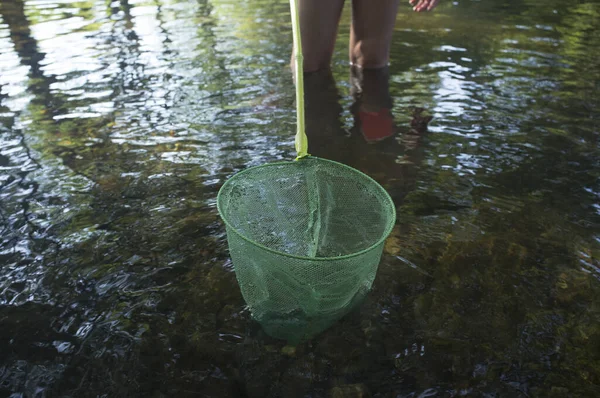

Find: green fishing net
216;0;396;342
217;157;396;342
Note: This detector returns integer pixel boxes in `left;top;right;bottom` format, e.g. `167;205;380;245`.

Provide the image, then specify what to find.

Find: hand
409;0;440;12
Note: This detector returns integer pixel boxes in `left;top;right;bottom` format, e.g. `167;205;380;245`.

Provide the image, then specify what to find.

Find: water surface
0;0;599;396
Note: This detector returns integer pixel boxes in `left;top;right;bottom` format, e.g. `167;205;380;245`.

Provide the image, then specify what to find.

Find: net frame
217;156;396;262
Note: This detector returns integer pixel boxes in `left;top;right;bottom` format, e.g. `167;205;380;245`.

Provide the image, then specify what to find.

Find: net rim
216;156;397;262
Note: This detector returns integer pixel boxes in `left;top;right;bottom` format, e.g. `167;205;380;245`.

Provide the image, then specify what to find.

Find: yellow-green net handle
290;0;309;160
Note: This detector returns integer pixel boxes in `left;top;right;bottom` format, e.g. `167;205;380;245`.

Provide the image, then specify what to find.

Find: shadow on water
0;0;599;396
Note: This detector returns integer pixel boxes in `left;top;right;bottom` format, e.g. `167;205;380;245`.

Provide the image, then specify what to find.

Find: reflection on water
0;0;599;396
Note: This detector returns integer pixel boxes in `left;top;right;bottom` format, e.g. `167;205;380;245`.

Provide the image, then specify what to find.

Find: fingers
412;0;427;12
411;0;439;12
427;0;440;11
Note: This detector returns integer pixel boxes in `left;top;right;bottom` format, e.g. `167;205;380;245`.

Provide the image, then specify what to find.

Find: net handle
290;0;309;160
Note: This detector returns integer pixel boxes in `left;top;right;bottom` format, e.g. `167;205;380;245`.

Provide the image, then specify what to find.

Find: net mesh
217;156;396;342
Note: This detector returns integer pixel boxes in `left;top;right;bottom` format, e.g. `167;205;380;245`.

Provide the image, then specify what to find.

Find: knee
351;39;390;69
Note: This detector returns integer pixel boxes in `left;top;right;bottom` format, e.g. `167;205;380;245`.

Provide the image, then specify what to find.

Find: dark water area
0;0;599;396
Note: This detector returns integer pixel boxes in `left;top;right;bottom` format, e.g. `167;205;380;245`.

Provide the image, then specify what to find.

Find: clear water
0;0;599;396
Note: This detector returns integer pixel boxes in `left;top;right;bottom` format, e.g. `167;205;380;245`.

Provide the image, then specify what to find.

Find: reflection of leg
303;70;348;161
346;68;432;204
351;66;394;142
293;0;345;73
346;67;400;183
351;66;393;111
350;0;399;69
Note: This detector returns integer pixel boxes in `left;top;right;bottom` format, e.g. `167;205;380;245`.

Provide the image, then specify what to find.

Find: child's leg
294;0;345;72
351;66;393;112
351;66;395;142
350;0;399;68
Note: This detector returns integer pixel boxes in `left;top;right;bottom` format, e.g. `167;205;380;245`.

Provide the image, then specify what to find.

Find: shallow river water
0;0;599;396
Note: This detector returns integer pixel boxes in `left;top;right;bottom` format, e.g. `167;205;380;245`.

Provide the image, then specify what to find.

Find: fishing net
217;157;396;341
216;0;396;342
